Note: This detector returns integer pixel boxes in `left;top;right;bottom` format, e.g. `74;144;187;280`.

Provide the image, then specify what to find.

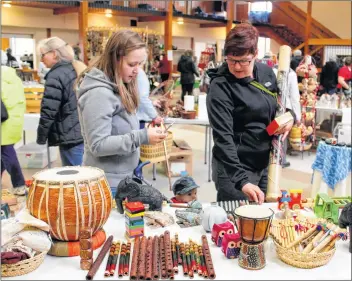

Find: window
10;37;35;63
249;1;272;13
257;37;271;59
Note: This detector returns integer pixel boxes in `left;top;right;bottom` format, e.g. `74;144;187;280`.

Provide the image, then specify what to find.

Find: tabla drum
234;205;274;270
234;205;274;244
27;166;112;241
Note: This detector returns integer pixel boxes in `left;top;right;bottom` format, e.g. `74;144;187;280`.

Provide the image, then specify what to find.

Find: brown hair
77;30;146;114
345;56;351;66
224;23;259;57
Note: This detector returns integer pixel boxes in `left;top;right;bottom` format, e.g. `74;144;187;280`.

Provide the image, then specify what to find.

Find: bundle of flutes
283;222;347;254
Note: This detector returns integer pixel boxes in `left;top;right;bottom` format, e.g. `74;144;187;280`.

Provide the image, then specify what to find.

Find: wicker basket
274;241;335;269
1;251;47;277
140;132;173;159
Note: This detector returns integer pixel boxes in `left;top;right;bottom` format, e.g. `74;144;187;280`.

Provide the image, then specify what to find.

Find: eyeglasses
40;51;51;59
225;57;253;66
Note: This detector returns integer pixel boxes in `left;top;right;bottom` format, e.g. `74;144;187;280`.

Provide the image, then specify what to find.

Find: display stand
290;55;317;158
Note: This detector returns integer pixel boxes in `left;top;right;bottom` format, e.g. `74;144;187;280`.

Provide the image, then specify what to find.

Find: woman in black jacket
206;23;293;204
37;37;87;166
177;50;199;101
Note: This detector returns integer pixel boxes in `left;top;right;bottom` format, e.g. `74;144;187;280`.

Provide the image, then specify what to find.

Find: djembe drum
234;205;274;270
27;166;112;241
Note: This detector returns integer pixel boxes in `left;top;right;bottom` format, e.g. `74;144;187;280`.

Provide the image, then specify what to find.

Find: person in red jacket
158;54;170;83
338;56;351;95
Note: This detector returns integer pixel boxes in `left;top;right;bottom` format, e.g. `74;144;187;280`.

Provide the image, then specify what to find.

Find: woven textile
312;141;352;188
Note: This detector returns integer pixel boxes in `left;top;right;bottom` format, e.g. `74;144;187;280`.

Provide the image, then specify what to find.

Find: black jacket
1;100;8;123
320;61;339;90
37;61;83;147
290;56;303;72
177;55;199;84
206;62;277;189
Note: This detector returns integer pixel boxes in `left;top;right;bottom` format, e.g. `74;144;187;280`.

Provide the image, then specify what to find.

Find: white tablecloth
4;204;351;280
311;170;352;198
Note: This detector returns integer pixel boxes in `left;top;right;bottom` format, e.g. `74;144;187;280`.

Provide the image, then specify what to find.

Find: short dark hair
345;56;351;66
224;23;259;57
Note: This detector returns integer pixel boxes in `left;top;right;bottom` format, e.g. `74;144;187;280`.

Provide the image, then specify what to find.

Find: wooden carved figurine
211;221;234;247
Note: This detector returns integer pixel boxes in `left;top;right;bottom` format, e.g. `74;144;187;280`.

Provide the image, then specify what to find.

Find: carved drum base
238;242;266;270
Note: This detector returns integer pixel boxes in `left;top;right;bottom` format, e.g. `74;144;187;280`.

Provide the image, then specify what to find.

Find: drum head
33;166;103;182
234;205;274;219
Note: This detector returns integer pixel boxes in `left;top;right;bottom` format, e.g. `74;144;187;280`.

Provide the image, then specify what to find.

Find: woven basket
1;251;47;277
274;241;335;269
140;132;173;159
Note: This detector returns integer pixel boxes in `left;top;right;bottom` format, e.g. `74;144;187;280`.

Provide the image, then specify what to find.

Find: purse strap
250;80;278;103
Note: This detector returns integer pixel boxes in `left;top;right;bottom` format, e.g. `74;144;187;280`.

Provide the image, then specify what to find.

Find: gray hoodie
77;67;149;188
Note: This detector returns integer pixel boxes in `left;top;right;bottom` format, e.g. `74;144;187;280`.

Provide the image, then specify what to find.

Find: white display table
4;204;351;280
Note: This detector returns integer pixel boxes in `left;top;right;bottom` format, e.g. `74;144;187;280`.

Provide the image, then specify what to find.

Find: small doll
221;233;241;259
211;221;234;247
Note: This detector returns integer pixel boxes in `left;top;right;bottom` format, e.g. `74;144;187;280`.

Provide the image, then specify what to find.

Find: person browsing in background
1;66;27;196
36;37;87;166
320;56;339;95
273;52;301;168
76;30;167;196
177;50;200;101
338;56;351;96
158;54;170;83
206;23;294;204
136;68;163;129
170;176;199;204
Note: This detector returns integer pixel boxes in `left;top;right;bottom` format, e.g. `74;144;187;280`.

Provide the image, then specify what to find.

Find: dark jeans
1;145;25;188
59;143;84;166
139;121;146;129
212;157;268;202
160;73;169;83
181;83;194;101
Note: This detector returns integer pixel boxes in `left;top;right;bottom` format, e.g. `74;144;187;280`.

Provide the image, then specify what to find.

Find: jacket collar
45;60;72;79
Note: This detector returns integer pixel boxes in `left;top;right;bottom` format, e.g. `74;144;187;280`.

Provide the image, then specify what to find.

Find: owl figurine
211;221;234;247
221;233;242;259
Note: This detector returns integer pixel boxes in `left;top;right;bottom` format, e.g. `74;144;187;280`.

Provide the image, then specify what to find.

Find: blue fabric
59;143;84;166
312;141;352;188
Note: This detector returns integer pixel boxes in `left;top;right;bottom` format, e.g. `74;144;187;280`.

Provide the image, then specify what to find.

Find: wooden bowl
181;110;197;119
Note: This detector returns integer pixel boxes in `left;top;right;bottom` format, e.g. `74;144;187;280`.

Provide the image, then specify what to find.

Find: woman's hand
147;127;167;145
152;99;162;108
242;183;265;204
153;116;163;125
275;120;294;141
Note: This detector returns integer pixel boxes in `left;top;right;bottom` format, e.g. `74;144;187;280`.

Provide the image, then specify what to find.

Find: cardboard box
266;112;294;136
164;147;193;177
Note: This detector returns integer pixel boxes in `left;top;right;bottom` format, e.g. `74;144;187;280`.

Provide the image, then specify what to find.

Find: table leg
331;113;336;135
208;127;212;182
23;131;26;145
204;126;208;164
153;164;156;181
47;143;51;168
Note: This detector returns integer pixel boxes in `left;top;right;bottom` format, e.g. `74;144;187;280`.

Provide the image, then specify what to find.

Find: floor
2;124;316;202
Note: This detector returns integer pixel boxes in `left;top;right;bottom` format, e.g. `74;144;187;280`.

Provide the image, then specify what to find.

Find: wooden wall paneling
79;1;88;65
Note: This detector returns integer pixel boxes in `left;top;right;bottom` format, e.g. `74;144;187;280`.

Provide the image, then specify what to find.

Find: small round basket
140;131;173;160
1;251;47;277
274;241;335;269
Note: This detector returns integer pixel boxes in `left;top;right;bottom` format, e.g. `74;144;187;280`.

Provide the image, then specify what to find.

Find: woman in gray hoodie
76;30;167;195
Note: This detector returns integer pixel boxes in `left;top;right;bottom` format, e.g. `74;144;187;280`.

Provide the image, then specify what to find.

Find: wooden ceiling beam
138;16;165;22
308;38;352;46
53;7;79;15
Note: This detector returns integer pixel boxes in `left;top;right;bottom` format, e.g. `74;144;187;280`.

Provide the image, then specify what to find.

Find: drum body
27;166;112;241
238;242;266;270
234;205;274;244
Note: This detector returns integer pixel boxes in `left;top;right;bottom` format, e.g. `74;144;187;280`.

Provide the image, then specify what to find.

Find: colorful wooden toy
211;221;234;247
